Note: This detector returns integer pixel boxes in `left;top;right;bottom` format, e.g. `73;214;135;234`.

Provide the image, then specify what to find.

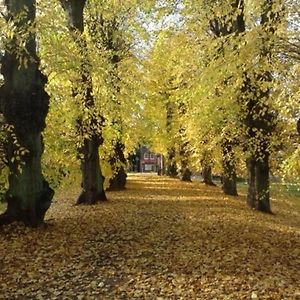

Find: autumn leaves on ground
0;174;299;300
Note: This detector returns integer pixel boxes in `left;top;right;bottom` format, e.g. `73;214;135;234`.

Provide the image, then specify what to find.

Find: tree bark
107;140;127;191
201;151;216;186
0;0;54;227
88;14;128;191
209;0;244;195
243;0;281;213
246;155;270;212
202;165;216;186
221;140;238;196
167;147;178;177
178;101;192;182
60;0;106;204
181;167;192;182
166;100;178;178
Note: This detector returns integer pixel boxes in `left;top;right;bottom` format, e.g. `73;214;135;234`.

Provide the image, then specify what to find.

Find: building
128;146;163;173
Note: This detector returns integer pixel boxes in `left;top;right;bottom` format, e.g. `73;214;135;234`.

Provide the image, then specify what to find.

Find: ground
0;174;299;299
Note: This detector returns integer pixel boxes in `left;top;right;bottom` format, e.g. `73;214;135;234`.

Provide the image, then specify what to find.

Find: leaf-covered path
0;174;300;299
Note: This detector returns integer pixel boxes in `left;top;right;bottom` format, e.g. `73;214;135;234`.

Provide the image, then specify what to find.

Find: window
150;153;155;160
144;153;149;160
145;164;152;171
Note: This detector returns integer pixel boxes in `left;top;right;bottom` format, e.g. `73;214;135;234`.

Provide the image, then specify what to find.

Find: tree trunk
87;14;128;191
77;138;106;204
181;167;192;182
209;1;244;196
177;101;192;182
202;165;216;186
180;145;192;182
0;0;54;227
201;151;216;186
107;140;127;191
165;99;178;178
60;0;106;204
166;147;178;177
246;155;270;212
243;0;280;213
221;140;238;196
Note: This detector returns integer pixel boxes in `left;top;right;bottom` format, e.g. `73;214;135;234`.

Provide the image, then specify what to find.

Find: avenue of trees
0;0;299;227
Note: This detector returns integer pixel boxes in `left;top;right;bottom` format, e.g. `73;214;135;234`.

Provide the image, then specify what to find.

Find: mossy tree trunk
60;0;106;204
0;0;54;227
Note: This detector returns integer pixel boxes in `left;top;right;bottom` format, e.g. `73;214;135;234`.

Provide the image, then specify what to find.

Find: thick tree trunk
107;140;127;191
167;147;178;177
181;167;192;182
221;140;238;196
208;1;245;193
243;86;272;213
0;0;54;227
202;165;216;186
201;152;216;186
165;100;178;178
178;102;192;182
180;146;192;182
242;0;280;213
247;155;271;212
77;138;106;204
60;0;106;204
87;13;127;191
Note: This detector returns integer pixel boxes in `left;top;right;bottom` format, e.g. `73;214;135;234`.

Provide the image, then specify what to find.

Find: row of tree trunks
0;0;54;227
60;0;106;204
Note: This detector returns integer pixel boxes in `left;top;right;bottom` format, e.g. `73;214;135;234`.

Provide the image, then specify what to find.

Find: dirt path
0;174;299;299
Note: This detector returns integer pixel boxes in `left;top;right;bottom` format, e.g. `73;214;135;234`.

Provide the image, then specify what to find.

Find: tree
60;0;107;204
200;151;216;186
86;2;128;191
0;0;54;227
207;0;245;196
177;101;192;182
242;0;282;212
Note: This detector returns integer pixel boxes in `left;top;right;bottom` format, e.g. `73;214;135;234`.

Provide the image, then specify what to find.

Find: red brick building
139;146;162;172
129;146;163;173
